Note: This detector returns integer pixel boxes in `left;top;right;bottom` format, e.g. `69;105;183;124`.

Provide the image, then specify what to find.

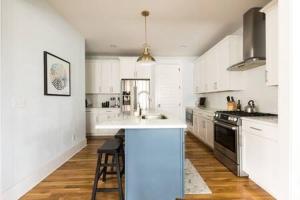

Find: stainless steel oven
185;108;193;126
214;120;242;175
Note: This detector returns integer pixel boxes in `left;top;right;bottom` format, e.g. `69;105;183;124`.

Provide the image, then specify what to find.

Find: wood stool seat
97;139;121;153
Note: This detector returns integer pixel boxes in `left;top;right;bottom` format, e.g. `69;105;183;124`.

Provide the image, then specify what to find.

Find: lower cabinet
86;109;121;136
242;119;278;198
192;109;214;149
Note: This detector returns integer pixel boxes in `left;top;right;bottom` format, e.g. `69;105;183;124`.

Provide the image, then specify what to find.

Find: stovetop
215;111;277;117
214;111;277;125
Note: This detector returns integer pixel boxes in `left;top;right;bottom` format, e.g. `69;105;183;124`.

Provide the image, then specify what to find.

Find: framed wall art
44;51;71;96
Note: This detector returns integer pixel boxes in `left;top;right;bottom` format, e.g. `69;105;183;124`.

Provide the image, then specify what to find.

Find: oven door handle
214;121;238;130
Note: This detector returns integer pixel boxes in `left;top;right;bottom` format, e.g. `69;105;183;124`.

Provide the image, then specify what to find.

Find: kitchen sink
141;114;168;120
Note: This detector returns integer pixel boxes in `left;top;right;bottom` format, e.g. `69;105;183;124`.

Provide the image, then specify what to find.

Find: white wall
1;0;86;199
199;66;278;113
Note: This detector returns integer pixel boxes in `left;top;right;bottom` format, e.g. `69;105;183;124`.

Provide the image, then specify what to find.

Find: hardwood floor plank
21;133;274;200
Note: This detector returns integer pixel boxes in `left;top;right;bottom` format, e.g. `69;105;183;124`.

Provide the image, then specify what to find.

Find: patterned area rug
185;159;212;194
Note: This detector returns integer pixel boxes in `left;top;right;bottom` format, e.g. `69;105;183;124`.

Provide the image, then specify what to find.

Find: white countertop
187;106;218;116
242;116;278;126
95;113;187;129
86;107;121;112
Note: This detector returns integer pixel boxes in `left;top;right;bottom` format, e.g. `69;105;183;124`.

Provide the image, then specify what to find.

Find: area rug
185;159;212;194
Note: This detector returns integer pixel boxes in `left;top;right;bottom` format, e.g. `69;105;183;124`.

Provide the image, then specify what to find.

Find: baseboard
1;139;87;200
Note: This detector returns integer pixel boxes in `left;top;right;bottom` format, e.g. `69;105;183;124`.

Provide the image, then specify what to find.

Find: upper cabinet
85;59;120;94
119;57;151;79
261;1;278;86
193;35;244;93
86;60;101;94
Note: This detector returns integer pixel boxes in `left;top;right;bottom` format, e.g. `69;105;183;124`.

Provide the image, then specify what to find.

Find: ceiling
47;0;270;56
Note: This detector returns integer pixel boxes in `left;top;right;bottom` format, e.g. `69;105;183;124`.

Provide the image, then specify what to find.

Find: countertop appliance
185;108;193;126
244;100;256;113
213;111;277;176
121;79;150;114
227;7;266;71
199;97;206;107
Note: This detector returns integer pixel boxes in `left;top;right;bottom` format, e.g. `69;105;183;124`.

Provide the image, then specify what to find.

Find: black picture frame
44;51;71;96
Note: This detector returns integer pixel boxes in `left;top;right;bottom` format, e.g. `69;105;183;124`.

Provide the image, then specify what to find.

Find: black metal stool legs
91;153;102;200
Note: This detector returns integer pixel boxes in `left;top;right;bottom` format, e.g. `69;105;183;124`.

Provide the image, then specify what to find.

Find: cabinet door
198;56;207;93
193;114;198;137
196;115;205;141
206;50;218;92
216;39;230;91
100;61;111;93
136;63;151;79
205;119;214;148
86;111;96;134
85;61;99;93
111;60;120;93
264;3;278;86
193;59;200;93
244;131;278;197
120;58;136;79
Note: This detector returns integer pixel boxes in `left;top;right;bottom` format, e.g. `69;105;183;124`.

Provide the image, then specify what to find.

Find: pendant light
137;10;156;65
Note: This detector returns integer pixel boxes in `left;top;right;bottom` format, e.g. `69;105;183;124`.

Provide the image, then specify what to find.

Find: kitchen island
95;113;186;200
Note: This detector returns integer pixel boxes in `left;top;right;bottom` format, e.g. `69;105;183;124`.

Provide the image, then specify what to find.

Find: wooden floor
21;133;274;200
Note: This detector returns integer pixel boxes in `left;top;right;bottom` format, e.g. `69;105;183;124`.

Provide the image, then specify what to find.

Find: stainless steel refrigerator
121;79;150;114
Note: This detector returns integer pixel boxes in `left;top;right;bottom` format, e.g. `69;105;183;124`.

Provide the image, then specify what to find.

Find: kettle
245;100;256;113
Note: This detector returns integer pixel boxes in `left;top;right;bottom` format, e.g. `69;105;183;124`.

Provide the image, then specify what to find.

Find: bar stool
114;129;125;175
91;139;124;200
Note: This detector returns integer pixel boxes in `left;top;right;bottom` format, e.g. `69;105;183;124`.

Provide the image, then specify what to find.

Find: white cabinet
85;59;120;94
242;119;278;198
193;56;208;93
110;60;121;93
191;109;214;149
100;60;111;93
119;58;136;79
193;58;201;93
119;57;151;79
261;1;278;86
136;62;151;79
86;60;101;93
216;36;244;91
86;108;121;136
86;111;97;133
206;49;218;92
193;35;244;93
205;118;214;148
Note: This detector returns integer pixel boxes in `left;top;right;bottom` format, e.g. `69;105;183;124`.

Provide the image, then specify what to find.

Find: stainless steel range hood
227;7;266;71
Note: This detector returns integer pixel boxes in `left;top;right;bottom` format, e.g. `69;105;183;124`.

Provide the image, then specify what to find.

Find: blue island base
125;128;185;200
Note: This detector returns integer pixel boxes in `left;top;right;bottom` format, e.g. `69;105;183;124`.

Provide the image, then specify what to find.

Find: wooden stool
91;139;124;200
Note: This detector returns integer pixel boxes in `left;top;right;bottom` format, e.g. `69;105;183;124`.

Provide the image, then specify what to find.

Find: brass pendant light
137;10;156;65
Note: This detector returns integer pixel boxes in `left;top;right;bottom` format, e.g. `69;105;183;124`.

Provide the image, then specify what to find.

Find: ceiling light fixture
137;10;156;65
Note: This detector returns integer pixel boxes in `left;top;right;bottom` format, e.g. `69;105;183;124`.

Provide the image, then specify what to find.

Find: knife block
227;102;237;111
